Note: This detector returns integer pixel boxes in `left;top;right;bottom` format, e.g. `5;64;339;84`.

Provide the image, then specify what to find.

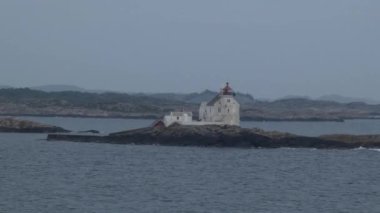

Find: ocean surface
1;117;380;212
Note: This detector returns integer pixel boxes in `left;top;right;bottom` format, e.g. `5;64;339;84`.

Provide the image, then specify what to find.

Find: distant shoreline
2;88;380;123
2;113;380;122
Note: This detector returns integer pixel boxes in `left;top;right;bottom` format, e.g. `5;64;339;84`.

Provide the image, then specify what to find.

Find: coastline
0;117;69;133
47;125;380;149
3;113;379;122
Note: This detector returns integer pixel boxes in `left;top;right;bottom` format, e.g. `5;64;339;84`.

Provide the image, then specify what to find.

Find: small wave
354;147;380;152
355;146;366;150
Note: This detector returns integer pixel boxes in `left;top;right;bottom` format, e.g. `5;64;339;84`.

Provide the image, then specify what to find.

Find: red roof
222;82;234;95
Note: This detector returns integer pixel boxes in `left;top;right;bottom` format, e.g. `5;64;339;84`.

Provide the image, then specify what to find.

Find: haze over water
0;0;379;99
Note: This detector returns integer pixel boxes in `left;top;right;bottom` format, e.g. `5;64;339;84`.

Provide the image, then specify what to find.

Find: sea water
1;117;380;212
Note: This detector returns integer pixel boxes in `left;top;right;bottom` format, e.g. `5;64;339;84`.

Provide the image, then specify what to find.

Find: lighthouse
157;82;240;127
199;82;240;126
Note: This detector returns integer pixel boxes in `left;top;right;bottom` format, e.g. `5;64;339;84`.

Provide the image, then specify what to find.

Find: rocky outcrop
0;118;69;133
47;125;380;149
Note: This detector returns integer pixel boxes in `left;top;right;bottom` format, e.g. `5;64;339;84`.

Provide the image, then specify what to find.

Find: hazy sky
0;0;379;99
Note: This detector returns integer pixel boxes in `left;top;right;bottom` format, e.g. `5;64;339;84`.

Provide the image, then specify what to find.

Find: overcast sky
0;0;379;99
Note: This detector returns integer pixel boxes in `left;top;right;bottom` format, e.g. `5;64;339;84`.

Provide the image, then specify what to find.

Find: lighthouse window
218;108;221;113
228;109;230;113
177;117;179;120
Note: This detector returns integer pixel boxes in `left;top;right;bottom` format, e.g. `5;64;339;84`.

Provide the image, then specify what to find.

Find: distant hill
143;90;255;106
30;85;88;92
274;94;380;105
278;95;311;100
0;88;194;119
18;84;380;105
1;88;380;121
0;85;12;89
26;85;256;105
318;94;380;105
28;84;114;94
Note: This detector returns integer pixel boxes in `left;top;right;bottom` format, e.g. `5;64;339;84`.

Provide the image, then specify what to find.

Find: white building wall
199;95;240;126
163;112;193;127
161;89;240;127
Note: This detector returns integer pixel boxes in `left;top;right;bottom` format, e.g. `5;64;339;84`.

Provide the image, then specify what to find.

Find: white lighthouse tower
199;82;240;126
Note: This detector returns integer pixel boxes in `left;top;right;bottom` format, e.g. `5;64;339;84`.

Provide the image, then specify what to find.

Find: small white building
155;83;240;127
163;111;193;127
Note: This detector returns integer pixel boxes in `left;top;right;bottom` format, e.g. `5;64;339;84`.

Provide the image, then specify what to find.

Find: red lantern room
222;82;234;95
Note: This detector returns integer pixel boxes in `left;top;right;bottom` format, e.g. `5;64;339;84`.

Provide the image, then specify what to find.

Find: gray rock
0;118;69;133
48;125;380;149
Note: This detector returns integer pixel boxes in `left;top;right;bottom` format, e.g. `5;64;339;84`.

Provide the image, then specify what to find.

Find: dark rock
47;125;380;149
0;118;70;133
78;130;100;134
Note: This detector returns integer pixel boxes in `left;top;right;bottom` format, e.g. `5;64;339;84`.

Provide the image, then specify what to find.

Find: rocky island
0;117;69;133
47;124;380;149
46;83;380;149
